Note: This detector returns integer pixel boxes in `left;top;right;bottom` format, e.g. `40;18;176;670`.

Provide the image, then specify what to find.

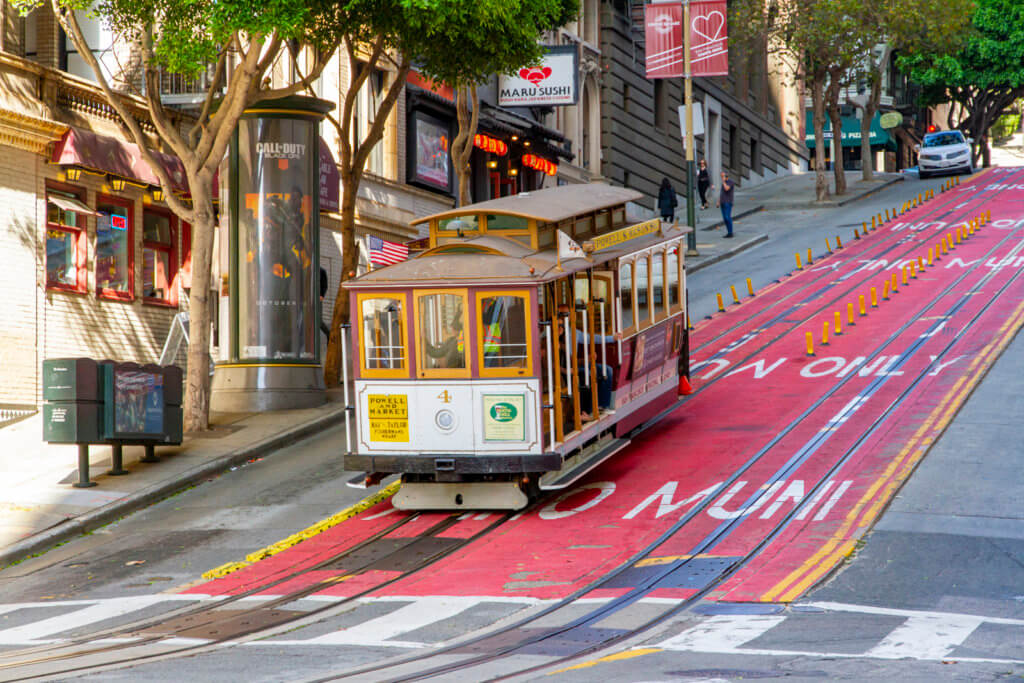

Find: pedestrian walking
657;177;678;224
697;159;711;209
717;171;735;238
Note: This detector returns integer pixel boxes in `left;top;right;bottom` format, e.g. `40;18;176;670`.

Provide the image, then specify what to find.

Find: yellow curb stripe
201;480;400;580
762;295;1024;602
547;648;663;674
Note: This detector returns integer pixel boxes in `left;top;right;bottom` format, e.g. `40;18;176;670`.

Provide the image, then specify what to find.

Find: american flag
367;235;409;265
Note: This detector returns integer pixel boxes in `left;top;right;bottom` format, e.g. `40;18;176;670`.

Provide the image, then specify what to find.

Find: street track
298;176;1024;680
0;512;515;681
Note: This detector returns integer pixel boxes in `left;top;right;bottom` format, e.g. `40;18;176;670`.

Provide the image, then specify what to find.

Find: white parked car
916;130;973;178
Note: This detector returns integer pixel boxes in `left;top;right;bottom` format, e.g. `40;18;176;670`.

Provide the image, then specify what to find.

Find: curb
0;406;348;569
689;233;769;274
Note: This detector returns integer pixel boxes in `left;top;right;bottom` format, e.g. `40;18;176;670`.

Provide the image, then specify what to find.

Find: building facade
598;0;807;215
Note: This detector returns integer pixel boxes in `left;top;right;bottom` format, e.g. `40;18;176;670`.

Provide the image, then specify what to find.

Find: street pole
683;0;698;257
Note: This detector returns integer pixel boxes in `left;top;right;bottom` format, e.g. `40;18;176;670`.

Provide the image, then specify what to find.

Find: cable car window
667;249;680;310
636;256;650;327
574;215;594;238
416;291;469;376
438;214;479;232
619;262;635;332
574;276;590;311
478;292;531;375
652;251;665;320
595;210;610;234
358;295;408;377
611;207;626;228
592;274;614;334
485;214;529;231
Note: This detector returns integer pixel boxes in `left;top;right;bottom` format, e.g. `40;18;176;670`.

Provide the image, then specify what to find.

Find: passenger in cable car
423;306;465;369
555;305;615;419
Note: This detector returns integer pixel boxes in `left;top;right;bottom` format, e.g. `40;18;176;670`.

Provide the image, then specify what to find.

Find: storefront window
416;291;468;375
237;116;318;361
360;295;406;374
478;293;530;374
410;110;451;193
46;190;86;290
143;209;175;302
96;198;132;298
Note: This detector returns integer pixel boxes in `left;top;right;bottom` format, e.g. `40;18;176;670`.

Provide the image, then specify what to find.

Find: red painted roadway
189;167;1024;604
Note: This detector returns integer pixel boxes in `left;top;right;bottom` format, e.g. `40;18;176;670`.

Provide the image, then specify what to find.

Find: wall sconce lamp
487;160;498;169
65;167;82;182
523;140;531;147
152;188;164;202
110;177;127;192
509;168;519;177
511;135;519;141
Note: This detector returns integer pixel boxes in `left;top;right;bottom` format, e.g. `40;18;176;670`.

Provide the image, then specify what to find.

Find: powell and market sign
499;45;579;107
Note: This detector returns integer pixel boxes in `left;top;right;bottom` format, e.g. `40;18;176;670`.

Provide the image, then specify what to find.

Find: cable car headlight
435;409;457;432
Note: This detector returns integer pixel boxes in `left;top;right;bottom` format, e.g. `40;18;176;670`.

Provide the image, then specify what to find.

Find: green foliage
899;0;1024;106
402;0;578;86
991;111;1021;139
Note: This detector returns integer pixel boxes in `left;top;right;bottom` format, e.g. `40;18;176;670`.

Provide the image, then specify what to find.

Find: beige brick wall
0;147;185;405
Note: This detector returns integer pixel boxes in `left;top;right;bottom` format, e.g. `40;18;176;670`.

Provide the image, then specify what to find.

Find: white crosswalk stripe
653;602;1024;663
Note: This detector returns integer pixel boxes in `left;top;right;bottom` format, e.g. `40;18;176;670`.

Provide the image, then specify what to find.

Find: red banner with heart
690;0;728;77
644;3;684;79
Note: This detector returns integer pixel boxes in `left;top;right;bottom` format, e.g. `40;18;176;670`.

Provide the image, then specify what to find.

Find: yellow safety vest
483;322;501;353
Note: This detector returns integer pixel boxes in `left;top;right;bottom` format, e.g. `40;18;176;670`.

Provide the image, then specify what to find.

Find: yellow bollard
902;266;908;285
822;320;830;345
955;228;961;244
891;271;899;293
987;209;991;222
687;314;693;330
911;261;918;278
941;239;947;255
885;208;891;221
847;302;855;325
883;280;890;300
834;311;842;335
795;253;803;270
947;234;954;251
872;215;877;229
807;247;813;265
863;221;868;234
836;235;843;249
731;285;740;305
859;294;867;316
918;193;923;204
917;255;924;271
826;238;833;253
871;287;878;307
855;228;861;240
717;292;725;312
806;331;814;356
969;221;975;235
746;278;755;297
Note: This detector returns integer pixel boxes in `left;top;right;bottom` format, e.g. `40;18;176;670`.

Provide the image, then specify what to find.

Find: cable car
341;184;690;510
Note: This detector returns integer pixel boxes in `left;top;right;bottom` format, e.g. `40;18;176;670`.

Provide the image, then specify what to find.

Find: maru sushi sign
499;45;578;107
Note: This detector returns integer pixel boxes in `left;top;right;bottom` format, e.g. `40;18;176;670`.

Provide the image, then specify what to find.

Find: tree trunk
323;172;360;388
451;85;479;207
812;77;829;203
183;184;216;432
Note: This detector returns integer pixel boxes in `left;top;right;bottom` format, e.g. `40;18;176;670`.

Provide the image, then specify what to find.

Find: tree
845;0;972;181
900;0;1024;167
22;0;343;431
321;0;576;384
731;0;870;201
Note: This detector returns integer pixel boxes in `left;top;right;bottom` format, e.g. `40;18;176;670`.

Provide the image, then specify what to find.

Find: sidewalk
0;170;904;569
686;169;903;273
0;395;347;567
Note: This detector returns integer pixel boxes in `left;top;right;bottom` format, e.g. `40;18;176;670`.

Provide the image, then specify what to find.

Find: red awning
53;127;340;212
52;127;189;193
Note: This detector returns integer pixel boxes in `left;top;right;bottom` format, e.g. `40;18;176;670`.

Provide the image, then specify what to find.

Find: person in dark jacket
697;159;711;209
657;177;678;224
717;171;735;238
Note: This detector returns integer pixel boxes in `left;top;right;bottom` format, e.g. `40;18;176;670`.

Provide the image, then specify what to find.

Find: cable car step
539;437;631;491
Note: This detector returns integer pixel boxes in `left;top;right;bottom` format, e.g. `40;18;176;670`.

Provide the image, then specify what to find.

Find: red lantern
474;133;508;156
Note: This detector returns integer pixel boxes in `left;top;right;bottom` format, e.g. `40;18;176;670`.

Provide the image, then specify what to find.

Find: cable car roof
410;183;644;226
345;225;691;289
